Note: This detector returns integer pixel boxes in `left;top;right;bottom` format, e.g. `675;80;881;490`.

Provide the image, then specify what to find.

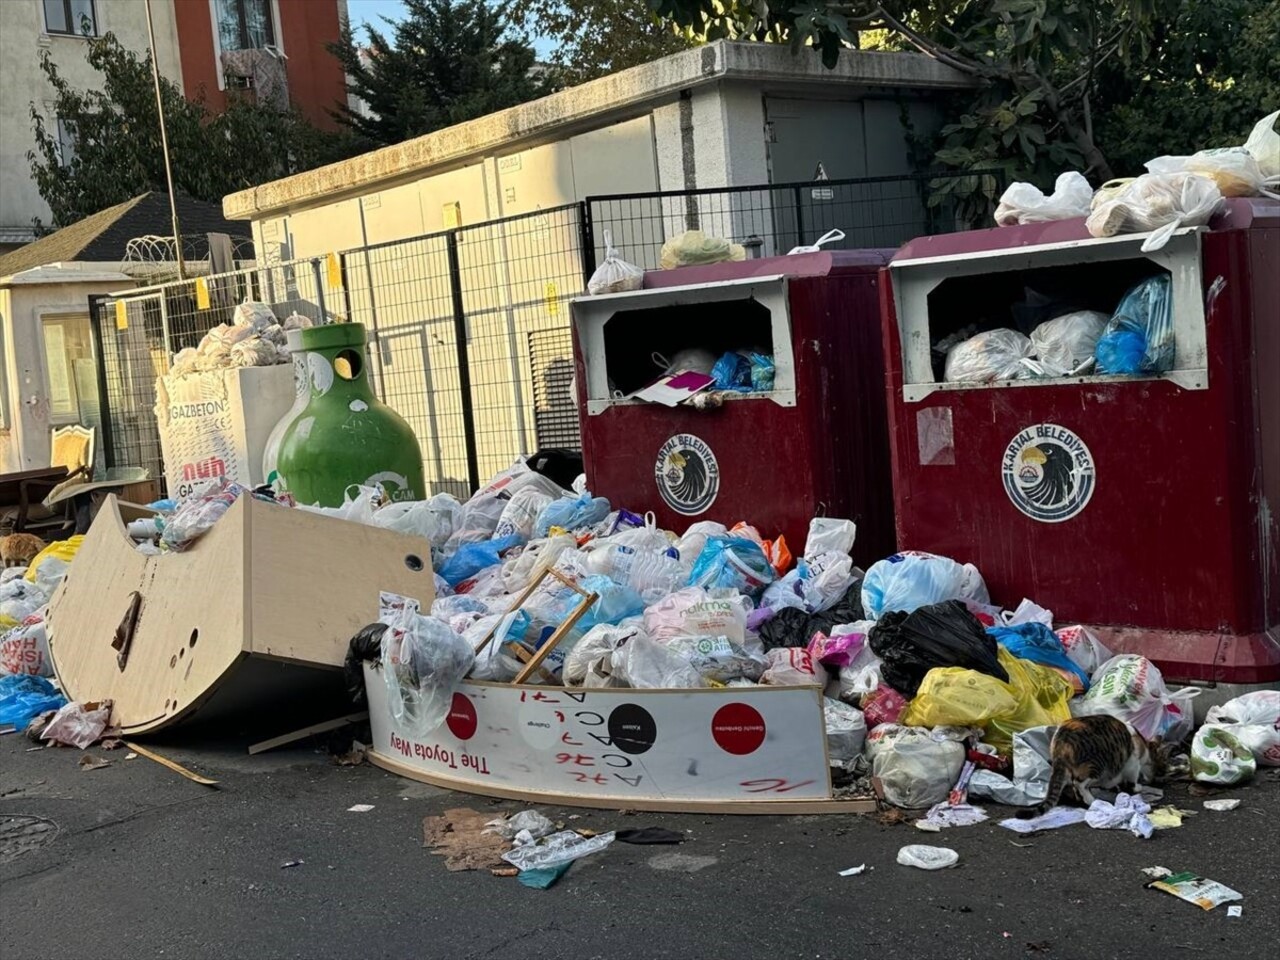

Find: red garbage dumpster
879;198;1280;685
570;251;895;567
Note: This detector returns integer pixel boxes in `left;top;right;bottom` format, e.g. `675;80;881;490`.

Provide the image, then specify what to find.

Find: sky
345;0;554;54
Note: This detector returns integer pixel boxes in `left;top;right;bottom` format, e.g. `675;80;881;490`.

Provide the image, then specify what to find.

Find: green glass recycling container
274;323;425;507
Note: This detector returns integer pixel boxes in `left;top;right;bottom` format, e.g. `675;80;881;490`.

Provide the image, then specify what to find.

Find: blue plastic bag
1095;275;1173;375
438;534;521;587
688;537;775;596
861;551;989;620
0;674;67;730
711;352;752;392
533;492;611;538
988;622;1091;691
749;353;775;392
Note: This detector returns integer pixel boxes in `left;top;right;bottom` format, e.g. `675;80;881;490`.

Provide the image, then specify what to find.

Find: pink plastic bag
41;700;112;749
862;685;909;728
807;630;867;669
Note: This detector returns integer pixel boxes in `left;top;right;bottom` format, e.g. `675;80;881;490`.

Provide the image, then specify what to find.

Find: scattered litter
1227;905;1243;918
124;752;138;760
502;830;615;873
280;860;304;869
1203;798;1242;812
485;810;555;841
838;864;867;876
918;802;988;829
490;866;519;878
1086;792;1153;839
423;807;511;872
615;827;685;845
517;862;573;889
1142;866;1173;879
1009;841;1033;848
999;807;1088;834
347;804;375;813
41;700;111;750
1149;806;1196;830
99;738;125;751
914;821;942;833
1146;872;1243;911
333;742;366;767
77;754;110;771
24;746;43;753
896;844;959;870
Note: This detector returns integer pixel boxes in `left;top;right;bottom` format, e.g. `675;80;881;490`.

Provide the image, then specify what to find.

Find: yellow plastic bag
901;647;1072;755
24;536;85;583
659;230;747;270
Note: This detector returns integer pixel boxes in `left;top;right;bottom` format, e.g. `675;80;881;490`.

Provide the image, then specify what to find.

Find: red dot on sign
445;692;477;741
711;703;766;755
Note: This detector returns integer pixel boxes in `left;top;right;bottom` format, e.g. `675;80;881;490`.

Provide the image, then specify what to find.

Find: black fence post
311;257;328;323
793;184;806;248
87;294;118;470
578;200;597;288
445;231;482;494
339;252;354;323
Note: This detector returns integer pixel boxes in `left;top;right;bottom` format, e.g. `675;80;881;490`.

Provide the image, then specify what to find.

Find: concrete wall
0;0;183;249
0;272;133;472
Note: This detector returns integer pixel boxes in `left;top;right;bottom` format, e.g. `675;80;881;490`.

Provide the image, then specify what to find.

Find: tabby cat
1020;714;1168;817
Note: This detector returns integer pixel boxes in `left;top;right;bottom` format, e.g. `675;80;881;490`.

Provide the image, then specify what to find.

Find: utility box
155;365;295;500
570;251;895;567
880;198;1280;685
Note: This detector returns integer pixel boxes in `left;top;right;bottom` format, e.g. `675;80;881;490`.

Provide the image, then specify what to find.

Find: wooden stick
512;590;597;684
246;711;368;755
122;741;219;787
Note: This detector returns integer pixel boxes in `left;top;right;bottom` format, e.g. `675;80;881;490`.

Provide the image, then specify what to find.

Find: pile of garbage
167;301;314;377
955;111;1279;385
0;538;82;680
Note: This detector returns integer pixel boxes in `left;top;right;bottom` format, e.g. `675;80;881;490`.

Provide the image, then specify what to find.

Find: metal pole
446;232;481;493
144;0;185;280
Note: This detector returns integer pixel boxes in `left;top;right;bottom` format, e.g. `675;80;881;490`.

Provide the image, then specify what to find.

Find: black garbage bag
757;580;864;652
868;599;1007;698
526;448;583;491
344;623;387;705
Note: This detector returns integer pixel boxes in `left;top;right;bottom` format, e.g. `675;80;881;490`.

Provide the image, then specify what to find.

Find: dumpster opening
925;258;1169;381
602;297;775;396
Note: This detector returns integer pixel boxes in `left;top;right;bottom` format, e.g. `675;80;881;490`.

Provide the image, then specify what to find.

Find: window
43;0;97;37
41;316;95;423
56;119;77;168
215;0;276;51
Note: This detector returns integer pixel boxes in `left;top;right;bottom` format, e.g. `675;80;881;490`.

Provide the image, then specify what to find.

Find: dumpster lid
640;249;894;290
890;224;1202;268
892;197;1278;264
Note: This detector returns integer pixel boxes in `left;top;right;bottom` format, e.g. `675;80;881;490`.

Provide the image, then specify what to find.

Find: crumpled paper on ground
918;802;988;829
1086;792;1153;838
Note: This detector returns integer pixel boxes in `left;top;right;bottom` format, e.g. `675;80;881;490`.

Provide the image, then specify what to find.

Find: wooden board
46;495;434;734
364;666;865;812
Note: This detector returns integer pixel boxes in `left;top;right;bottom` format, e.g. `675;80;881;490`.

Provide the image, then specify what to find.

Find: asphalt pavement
2;722;1277;960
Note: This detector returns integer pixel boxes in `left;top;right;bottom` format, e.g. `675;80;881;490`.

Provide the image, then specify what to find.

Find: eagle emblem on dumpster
655;433;720;516
1001;423;1096;523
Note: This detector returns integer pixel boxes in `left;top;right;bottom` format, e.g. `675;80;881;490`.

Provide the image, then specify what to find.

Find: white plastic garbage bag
501;830;615;872
1191;724;1257;785
824;698;867;764
0;611;52;677
1072;654;1199;742
994;172;1093;226
1029;311;1108;376
804;517;856;559
867;726;965;808
1055;625;1114;678
1204;691;1280;766
563;624;640;685
644;587;748;644
380;594;475;737
1085;172;1224;252
1146;144;1280;199
1243;110;1279;180
485;810;555;841
944;329;1034;383
611;635;702;688
587;230;644;295
662;634;766;683
837;643;883;702
760;647;819;685
897;844;959;870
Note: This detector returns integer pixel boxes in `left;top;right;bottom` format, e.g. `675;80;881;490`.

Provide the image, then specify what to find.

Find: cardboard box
155;366;294;500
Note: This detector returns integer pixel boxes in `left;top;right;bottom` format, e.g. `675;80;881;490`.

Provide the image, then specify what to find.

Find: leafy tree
28;32;362;232
511;0;696;85
330;0;551;146
648;1;1278;217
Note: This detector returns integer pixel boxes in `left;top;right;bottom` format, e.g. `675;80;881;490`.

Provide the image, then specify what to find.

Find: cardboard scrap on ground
422;808;511;872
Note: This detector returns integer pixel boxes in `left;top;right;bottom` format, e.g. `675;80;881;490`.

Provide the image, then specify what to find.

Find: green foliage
650;1;1278;218
329;0;551;146
511;0;695;85
27;32;362;232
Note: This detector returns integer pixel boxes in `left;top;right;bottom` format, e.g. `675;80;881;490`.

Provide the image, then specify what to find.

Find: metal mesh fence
586;170;1008;270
